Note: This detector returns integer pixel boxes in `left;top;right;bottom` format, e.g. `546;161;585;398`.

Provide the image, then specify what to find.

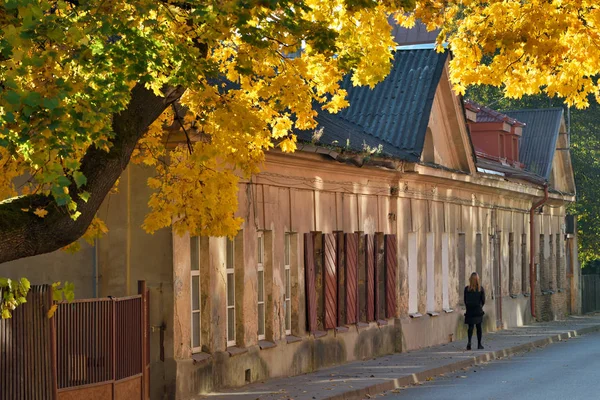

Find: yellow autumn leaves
403;0;600;108
3;0;600;249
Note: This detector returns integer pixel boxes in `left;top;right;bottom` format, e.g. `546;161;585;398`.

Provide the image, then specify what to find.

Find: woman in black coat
464;272;485;350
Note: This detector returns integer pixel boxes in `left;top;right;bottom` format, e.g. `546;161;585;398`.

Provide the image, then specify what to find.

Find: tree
0;0;415;315
2;0;600;314
465;87;600;265
408;0;600;108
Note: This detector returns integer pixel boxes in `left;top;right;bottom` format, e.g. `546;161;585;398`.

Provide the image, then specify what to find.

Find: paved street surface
202;315;600;400
382;330;600;400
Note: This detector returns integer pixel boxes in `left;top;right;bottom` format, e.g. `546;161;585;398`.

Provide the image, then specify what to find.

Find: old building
0;46;579;399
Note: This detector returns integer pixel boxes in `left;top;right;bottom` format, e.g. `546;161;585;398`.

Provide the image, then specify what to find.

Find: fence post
49;285;58;400
138;280;147;400
112;296;117;398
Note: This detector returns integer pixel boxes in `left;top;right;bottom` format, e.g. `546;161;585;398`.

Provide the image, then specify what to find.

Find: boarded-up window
556;234;563;289
357;232;367;322
384;234;398;318
539;234;545;290
365;234;375;321
475;233;483;279
441;233;450;311
323;233;337;330
304;233;317;333
426;233;435;313
313;232;324;330
336;232;345;326
345;233;359;324
549;234;555;290
458;233;466;304
408;233;418;314
375;233;385;320
509;233;515;295
521;234;528;293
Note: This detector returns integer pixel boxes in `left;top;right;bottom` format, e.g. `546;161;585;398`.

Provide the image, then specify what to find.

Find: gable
549;123;576;194
421;61;476;173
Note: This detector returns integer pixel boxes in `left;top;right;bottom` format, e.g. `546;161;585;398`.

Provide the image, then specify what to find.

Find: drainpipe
529;184;549;319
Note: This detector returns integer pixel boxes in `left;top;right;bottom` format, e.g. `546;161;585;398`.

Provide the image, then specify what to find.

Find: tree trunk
0;84;185;264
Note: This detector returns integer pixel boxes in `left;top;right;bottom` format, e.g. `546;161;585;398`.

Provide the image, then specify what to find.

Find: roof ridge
504;107;564;113
465;99;526;126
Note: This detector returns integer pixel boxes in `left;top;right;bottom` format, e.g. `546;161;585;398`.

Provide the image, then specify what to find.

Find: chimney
464;101;524;168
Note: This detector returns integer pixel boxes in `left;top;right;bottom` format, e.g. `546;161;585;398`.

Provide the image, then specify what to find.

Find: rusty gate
0;281;150;400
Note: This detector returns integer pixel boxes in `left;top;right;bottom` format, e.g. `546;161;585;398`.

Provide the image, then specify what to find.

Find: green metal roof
299;48;448;162
505;108;564;180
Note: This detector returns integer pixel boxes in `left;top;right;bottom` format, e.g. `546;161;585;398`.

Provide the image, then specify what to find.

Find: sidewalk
201;315;600;400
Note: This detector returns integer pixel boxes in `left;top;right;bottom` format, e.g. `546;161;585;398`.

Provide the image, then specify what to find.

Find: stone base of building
169;295;547;399
536;290;570;321
173;321;401;399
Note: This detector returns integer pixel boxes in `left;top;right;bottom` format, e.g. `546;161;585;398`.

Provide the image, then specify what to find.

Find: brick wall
536;290;569;321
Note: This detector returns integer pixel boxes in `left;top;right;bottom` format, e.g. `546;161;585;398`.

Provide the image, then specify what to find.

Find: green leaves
5;91;21;106
0;277;31;319
52;281;75;303
73;171;87;188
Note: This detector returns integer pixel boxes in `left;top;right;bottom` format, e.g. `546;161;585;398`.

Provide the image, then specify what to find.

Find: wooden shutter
304;233;317;333
323;233;337;330
366;234;375;321
313;232;324;330
375;233;385;320
385;234;398;318
336;232;345;326
345;233;359;324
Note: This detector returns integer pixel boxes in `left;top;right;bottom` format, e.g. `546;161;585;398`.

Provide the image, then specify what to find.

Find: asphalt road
382;331;600;400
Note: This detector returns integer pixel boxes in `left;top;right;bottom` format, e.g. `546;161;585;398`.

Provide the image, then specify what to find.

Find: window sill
523;293;530;297
335;326;349;333
427;312;439;317
443;308;454;313
409;313;422;318
313;330;327;339
258;340;276;350
226;346;248;357
356;322;370;329
377;319;388;326
509;294;518;299
286;335;302;344
191;352;212;365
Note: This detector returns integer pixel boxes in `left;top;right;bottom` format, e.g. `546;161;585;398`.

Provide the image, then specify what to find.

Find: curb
324;324;600;400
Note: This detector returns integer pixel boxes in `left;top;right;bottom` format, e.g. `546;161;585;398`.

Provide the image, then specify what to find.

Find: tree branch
0;84;185;264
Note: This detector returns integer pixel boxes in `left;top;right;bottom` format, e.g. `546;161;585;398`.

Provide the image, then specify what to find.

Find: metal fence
582;274;600;314
0;281;149;400
0;285;56;400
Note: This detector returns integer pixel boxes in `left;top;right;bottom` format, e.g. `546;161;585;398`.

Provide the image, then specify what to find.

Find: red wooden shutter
385;234;398;318
336;232;345;326
375;233;385;320
366;234;375;321
345;233;359;324
323;233;337;329
313;232;324;331
304;233;317;333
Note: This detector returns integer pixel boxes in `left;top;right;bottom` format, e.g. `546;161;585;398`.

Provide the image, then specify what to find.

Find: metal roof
504;108;564;180
391;18;440;46
298;49;448;162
